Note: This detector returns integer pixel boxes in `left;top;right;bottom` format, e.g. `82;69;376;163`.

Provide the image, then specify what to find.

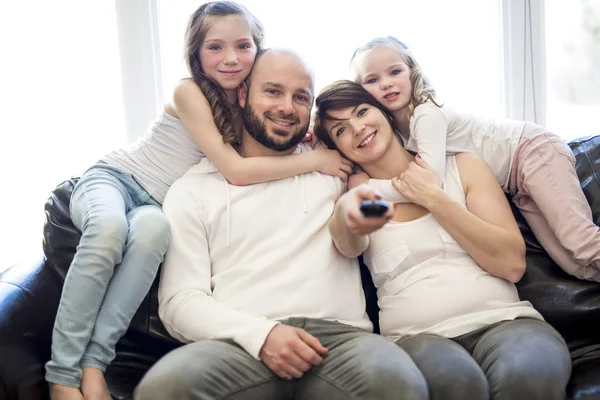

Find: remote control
359;200;389;218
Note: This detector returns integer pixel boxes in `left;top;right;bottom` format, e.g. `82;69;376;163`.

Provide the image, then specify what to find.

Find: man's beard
242;103;308;152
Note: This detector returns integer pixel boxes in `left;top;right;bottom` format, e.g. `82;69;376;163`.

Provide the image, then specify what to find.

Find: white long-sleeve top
370;102;526;201
158;143;372;359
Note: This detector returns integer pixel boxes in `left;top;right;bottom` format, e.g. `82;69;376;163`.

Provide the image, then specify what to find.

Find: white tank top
103;111;205;204
363;156;542;341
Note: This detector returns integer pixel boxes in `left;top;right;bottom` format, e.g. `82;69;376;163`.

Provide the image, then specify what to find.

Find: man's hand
259;325;328;380
337;184;394;236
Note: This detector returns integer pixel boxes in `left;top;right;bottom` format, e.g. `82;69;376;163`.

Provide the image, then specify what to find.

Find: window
4;1;593;271
157;0;503;119
1;2;126;267
545;0;600;139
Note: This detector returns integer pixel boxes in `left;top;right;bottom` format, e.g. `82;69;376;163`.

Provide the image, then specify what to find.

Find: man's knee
135;340;273;400
298;361;428;400
134;341;231;399
135;376;169;400
134;356;211;399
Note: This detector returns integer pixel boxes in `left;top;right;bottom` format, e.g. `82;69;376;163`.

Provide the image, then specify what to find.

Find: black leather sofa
2;136;600;400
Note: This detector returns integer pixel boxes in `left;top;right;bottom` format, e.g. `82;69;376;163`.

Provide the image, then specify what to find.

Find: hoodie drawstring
300;174;307;213
224;179;231;247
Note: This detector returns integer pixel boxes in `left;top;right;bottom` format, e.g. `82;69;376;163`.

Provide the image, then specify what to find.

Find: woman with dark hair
314;80;572;400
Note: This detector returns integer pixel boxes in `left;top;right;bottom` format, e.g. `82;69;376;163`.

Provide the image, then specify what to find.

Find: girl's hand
313;145;354;182
348;171;369;189
392;155;442;209
303;127;320;149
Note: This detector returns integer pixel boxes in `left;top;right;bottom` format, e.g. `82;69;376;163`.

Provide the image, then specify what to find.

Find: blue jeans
45;162;171;387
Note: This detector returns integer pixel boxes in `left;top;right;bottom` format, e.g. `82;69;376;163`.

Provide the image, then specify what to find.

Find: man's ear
238;82;248;108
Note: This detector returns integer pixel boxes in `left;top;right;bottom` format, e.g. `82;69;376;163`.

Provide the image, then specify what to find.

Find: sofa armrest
0;259;63;400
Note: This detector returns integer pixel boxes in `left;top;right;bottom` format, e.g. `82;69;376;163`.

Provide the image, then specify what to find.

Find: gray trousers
396;318;572;400
134;318;428;400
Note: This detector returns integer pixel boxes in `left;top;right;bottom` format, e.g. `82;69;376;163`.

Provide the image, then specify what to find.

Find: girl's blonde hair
350;36;440;116
185;1;265;147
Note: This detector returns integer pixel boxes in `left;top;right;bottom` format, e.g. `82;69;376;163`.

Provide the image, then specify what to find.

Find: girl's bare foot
49;383;84;400
81;367;112;400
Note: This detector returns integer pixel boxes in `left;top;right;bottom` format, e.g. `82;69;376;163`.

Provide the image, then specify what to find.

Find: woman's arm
328;185;394;258
394;154;526;282
329;208;369;259
172;80;352;185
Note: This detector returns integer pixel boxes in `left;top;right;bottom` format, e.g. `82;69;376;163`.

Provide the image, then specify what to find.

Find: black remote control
359;200;389;218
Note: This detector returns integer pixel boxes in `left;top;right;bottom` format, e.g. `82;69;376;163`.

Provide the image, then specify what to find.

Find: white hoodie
158;143;373;359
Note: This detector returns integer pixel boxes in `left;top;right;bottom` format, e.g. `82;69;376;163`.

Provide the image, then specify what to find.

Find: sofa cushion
514;135;600;349
40;136;600;399
42;179;79;281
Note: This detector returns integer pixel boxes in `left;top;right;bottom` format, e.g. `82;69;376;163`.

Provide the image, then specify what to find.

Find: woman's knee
490;362;568;400
422;358;488;400
482;322;570;400
400;335;488;399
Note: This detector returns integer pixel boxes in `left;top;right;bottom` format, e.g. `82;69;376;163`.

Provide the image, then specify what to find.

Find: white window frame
501;0;546;125
115;0;164;142
115;0;548;142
